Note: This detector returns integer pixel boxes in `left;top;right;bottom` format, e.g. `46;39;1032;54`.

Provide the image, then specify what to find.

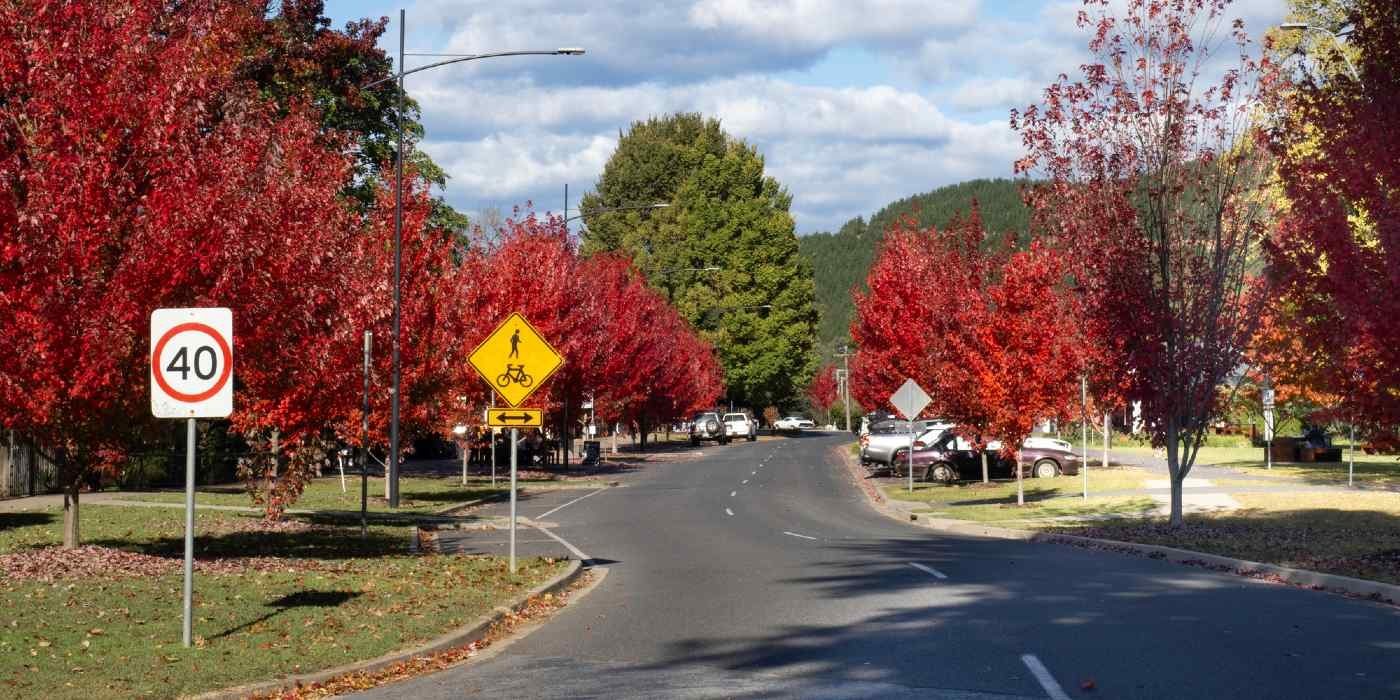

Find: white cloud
687;0;979;46
350;0;1288;234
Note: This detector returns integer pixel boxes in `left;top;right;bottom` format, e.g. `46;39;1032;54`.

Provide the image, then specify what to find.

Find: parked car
723;413;758;442
891;430;1083;482
774;416;815;431
689;412;730;446
860;420;953;467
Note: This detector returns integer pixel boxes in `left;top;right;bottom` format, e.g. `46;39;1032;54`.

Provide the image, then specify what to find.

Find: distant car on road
891;429;1083;482
723;413;758;442
689;412;730;446
774;416;815;431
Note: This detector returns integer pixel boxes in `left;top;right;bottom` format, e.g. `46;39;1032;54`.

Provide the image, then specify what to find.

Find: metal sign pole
491;394;497;487
182;417;196;647
907;431;914;493
1081;376;1088;500
509;427;518;574
361;331;371;539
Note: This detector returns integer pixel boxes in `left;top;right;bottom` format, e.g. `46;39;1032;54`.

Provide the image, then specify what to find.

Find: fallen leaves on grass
250;570;593;699
0;546;179;581
0;545;324;582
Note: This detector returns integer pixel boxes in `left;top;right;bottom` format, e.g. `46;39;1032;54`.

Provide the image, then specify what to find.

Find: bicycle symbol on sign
496;364;533;388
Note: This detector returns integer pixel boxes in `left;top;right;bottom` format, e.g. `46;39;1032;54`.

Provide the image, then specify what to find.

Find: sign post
151;308;234;647
467;313;564;574
1263;386;1276;471
889;379;932;494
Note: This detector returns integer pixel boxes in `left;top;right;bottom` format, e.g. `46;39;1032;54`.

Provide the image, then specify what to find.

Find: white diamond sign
889;378;931;421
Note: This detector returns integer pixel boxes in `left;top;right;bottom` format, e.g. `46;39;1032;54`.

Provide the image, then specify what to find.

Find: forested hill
798;178;1031;356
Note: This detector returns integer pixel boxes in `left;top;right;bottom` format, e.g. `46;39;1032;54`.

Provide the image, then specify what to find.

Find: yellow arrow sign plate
487;408;543;428
468;312;564;407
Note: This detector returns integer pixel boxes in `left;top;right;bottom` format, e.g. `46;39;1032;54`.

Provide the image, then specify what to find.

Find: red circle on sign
151;322;233;403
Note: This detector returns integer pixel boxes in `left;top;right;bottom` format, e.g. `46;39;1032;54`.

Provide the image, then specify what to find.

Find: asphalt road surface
358;433;1400;699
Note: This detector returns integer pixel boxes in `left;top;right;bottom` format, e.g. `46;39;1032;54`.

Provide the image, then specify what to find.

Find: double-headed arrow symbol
497;413;533;423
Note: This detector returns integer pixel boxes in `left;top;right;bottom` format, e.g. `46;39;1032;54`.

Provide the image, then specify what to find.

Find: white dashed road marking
730;490;737;497
725;508;734;516
1021;654;1071;700
909;562;948;579
782;531;817;540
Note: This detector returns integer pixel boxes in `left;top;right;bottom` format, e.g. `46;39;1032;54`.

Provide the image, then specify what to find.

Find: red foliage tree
851;208;1081;490
0;0;476;527
459;213;723;449
1261;0;1400;449
1012;0;1278;525
807;365;839;420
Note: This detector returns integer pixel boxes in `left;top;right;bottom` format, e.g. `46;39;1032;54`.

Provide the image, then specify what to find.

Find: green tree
580;114;818;410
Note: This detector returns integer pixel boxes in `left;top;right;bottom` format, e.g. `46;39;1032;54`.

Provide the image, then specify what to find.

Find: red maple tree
1260;0;1400;450
1012;0;1278;525
807;365;839;421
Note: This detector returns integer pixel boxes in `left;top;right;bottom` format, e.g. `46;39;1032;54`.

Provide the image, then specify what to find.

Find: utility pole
836;344;854;432
387;9;405;509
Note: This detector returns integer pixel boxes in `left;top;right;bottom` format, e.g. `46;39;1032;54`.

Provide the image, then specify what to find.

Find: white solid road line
1021;654;1071;700
908;562;948;579
725;508;734;516
535;487;606;520
782;531;817;540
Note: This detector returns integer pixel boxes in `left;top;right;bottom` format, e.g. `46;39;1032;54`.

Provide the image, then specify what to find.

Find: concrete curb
191;558;586;700
832;444;1400;607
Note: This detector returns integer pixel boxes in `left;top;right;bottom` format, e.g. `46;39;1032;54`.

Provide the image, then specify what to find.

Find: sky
326;0;1289;234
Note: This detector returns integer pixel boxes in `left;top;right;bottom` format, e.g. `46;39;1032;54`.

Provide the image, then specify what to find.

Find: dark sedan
891;431;1083;483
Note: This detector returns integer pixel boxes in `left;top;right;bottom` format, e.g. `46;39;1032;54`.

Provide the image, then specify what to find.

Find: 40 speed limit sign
150;308;234;418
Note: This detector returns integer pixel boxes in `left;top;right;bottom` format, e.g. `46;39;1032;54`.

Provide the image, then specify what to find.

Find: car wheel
927;463;956;484
1034;459;1059;479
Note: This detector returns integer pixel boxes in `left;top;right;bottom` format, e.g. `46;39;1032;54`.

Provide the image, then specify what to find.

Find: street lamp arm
363;48;585;90
1279;23;1359;82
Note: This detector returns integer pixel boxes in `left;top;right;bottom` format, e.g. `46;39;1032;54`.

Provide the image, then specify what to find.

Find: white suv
723;413;758;442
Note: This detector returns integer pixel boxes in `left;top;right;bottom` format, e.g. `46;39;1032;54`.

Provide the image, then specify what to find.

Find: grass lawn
885;467;1153;505
1116;444;1400;488
123;474;606;514
1040;491;1400;585
0;505;565;698
883;468;1157;523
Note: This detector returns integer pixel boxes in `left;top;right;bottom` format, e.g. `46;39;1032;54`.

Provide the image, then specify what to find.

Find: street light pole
836;344;854;433
388;9;405;508
373;14;584;508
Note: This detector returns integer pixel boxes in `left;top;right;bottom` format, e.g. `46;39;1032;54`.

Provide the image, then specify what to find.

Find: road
359;433;1400;699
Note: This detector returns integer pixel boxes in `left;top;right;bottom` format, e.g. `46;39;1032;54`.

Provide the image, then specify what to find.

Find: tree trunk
1166;418;1184;527
63;482;80;549
1015;452;1025;506
980;451;989;484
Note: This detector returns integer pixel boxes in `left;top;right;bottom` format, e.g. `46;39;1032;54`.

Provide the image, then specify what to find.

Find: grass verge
0;505;564;698
122;475;606;514
1038;492;1400;586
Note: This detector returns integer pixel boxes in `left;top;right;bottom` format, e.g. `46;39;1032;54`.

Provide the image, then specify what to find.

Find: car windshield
723;414;746;421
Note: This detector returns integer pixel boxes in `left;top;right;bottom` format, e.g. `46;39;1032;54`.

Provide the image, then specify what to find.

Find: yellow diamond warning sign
468;313;564;407
487;408;543;428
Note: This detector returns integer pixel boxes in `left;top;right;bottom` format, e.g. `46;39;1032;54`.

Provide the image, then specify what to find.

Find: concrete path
355;434;1400;700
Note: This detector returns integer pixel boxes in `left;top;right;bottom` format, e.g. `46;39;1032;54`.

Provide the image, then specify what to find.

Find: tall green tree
580;114;817;410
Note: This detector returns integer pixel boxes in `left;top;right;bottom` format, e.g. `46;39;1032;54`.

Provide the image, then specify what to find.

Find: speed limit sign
150;308;234;418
